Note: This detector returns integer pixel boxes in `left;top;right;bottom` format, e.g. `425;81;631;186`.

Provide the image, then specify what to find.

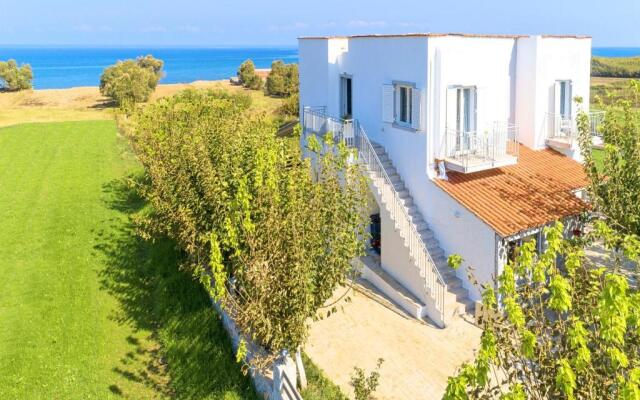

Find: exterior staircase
302;107;474;327
369;142;475;321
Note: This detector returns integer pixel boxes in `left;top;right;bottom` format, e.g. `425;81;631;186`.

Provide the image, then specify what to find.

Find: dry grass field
0;80;284;127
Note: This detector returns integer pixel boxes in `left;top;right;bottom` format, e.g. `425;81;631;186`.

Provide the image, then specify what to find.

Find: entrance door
340;76;353;119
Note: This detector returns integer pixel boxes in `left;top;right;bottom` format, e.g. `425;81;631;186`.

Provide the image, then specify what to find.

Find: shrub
278;92;299;117
592;57;640;78
351;359;384;400
266;60;298;97
237;59;263;90
99;55;164;107
136;55;164;79
0;60;33;91
444;222;640;399
123;89;369;369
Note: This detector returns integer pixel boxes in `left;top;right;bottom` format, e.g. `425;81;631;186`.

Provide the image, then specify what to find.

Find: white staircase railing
302;107;446;325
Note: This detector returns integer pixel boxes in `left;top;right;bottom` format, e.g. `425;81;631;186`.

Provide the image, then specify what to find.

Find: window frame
340;74;353;119
392;81;416;129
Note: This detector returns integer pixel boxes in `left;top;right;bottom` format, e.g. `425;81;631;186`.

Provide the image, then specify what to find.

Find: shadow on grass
94;175;257;400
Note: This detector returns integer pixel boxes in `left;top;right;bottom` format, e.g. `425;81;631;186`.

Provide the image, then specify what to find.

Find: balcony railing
545;111;606;149
444;122;519;173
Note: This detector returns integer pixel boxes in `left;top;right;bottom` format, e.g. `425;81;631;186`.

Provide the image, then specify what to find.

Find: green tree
578;89;640;236
100;56;164;107
136;54;164;79
237;59;263;90
444;221;640;399
266;60;298;97
0;60;33;91
124;89;370;368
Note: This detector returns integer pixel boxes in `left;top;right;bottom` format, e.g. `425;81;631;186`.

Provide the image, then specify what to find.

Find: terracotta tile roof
433;145;589;237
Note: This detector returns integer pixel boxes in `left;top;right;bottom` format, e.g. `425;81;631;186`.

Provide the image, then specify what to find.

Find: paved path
305;283;481;399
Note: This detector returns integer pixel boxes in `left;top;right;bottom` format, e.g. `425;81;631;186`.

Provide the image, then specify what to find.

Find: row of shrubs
237;59;299;116
592;56;640;78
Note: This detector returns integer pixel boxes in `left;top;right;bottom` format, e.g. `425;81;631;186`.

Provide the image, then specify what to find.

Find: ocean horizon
0;47;298;89
0;46;637;90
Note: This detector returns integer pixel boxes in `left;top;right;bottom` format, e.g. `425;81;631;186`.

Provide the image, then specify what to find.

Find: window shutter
475;87;489;135
567;81;573;117
411;88;422;130
554;81;562;116
382;84;394;123
446;87;458;132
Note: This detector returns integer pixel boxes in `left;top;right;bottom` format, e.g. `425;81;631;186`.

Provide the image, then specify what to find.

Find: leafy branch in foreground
123;89;370;370
444;221;640;400
578;87;640;237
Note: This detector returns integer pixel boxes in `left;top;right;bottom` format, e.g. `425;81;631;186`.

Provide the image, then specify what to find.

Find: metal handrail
302;107;446;323
546;111;606;139
444;123;519;168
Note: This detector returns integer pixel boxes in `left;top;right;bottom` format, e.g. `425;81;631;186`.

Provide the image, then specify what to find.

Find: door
554;80;573;135
455;87;477;152
340;76;353;119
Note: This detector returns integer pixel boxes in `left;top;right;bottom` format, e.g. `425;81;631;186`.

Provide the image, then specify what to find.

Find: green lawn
0;121;255;399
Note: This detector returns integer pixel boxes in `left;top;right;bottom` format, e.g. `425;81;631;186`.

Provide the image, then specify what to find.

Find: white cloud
348;20;388;28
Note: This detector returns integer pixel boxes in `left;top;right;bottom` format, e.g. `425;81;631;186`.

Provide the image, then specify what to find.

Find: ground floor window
507;231;542;263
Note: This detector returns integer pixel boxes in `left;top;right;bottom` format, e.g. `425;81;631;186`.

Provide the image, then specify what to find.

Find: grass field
0;80;285;128
0;120;256;399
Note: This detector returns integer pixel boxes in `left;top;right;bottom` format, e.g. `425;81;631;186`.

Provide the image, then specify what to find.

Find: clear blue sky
1;0;638;47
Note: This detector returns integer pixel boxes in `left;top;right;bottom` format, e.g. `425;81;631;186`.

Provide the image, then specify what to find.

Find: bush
237;59;263;90
592;57;640;78
0;60;33;91
123;89;369;368
99;55;164;107
278;92;299;117
266;60;298;97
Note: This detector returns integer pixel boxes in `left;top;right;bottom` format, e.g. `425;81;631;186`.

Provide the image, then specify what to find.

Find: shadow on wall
92;175;257;400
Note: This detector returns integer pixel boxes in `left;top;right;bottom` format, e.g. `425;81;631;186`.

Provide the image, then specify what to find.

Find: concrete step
418;228;434;241
385;166;398;176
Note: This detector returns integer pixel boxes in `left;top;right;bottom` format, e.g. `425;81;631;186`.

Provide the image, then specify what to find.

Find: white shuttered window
382;82;422;130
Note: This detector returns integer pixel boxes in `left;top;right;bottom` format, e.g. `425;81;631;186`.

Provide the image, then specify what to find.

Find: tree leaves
444;222;640;399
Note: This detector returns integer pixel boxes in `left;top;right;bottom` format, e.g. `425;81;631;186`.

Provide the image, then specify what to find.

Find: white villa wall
329;36;430;193
298;33;591;304
426;36;517;171
516;36;592;154
380;207;428;304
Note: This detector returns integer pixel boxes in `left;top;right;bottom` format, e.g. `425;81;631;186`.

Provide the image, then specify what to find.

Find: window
382;82;421;130
396;84;413;126
555;80;572;120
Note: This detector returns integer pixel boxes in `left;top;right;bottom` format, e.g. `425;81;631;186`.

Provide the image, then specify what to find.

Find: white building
299;33;595;328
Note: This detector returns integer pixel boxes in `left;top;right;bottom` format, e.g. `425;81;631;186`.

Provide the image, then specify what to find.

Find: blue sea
0;46;637;90
0;47;298;89
593;47;640;58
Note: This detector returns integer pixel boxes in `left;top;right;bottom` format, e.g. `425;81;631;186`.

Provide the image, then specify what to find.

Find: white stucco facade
299;32;592;318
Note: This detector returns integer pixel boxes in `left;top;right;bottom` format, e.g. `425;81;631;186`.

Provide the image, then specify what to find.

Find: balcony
443;122;519;174
545;111;606;150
